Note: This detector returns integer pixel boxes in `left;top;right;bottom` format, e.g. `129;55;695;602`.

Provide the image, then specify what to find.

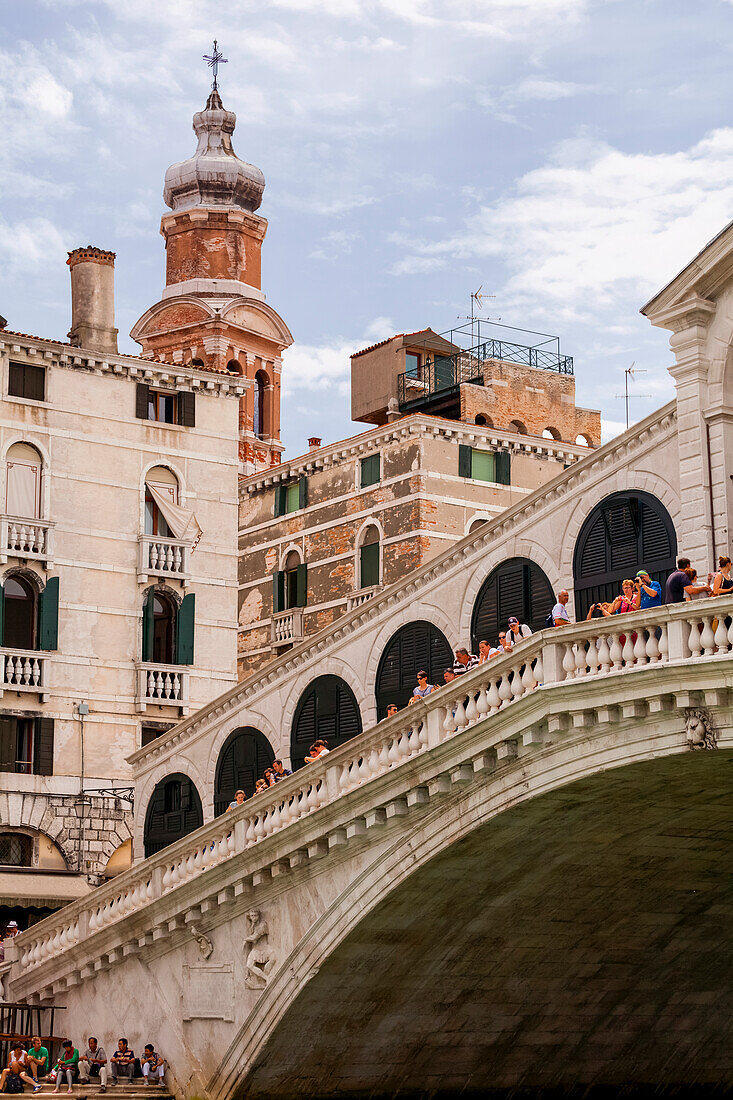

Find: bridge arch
214;726;275;813
374;621;453;717
143;772;203;857
573;489;677;619
470;556;554;651
290;675;363;771
209;744;733;1100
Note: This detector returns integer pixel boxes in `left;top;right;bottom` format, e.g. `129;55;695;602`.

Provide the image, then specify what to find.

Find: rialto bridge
4;596;733;1096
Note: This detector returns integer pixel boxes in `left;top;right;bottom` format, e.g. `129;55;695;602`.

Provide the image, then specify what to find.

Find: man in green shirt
26;1037;49;1081
52;1040;79;1094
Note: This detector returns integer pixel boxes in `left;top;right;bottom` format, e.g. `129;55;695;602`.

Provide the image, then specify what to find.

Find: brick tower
131;87;292;472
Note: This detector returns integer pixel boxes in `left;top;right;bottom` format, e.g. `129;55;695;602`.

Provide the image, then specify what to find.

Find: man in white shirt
507;616;532;644
552;590;571;626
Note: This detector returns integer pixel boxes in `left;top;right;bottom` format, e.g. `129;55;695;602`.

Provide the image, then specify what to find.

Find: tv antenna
615;363;651;429
457;286;500;342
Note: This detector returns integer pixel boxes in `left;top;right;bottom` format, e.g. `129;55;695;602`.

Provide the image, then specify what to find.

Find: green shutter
295;563;308;608
176;593;195;665
38;577;59;651
272;571;285;614
471;449;495;483
298;475;308;510
360;542;379;588
142;592;155;662
496;451;511;485
458;444;472;478
35;718;54;777
274;485;286;517
361;454;380;488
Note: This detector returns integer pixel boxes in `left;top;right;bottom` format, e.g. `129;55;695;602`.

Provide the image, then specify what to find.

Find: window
405;352;422;380
359;526;380;589
135;384;196;427
509;419;527;435
360;454;380;489
254;370;268;441
144;773;203;856
4;575;37;649
0;716;54;776
141;590;195;665
284;551;301;609
458;444;510;486
141;724;169;747
163;779;182;814
275;476;308;517
9;362;45;402
5;443;42;518
273;553;307;613
0;832;33;867
144;467;179;538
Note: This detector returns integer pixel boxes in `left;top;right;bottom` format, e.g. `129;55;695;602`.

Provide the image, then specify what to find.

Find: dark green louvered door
375;622;453;719
290;676;362;771
144;773;203;856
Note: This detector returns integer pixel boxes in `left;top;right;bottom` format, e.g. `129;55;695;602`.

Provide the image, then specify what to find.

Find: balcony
271;609;304;648
0;516;54;568
347;585;382;611
138;535;190;585
136;663;190;715
0;648;48;701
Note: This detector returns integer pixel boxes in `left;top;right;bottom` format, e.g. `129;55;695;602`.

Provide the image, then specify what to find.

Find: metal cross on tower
203;39;228;91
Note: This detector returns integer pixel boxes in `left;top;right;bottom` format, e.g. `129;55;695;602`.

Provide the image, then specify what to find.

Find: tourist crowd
1;1037;166;1095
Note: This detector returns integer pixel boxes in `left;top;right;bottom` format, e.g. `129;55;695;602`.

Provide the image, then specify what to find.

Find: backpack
544;609;555;629
5;1073;24;1093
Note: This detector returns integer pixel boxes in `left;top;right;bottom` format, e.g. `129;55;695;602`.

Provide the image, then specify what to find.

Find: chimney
67;246;118;354
308;437;322;452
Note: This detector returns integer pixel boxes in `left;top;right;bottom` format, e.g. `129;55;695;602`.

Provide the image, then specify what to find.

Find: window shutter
272;571;284;614
142;592;155;662
295;563;308;608
458;444;472;478
136;383;150;420
361;454;380;488
274;486;286;518
360;542;379;588
176;593;196;665
38;576;59;651
26;365;45;402
35;718;55;776
178;391;196;427
495;451;511;485
298;475;308;510
8;363;24;399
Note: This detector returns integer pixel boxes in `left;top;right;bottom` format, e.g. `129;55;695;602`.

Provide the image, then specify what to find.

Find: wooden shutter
8;363;24;399
375;622;453;717
178;391;196;427
361;454;380;488
458;444;472;479
136;383;150;419
274;486;286;518
272;571;284;614
38;577;59;651
176;593;195;665
495;451;511;485
298;475;308;510
295;563;308;608
360;542;379;588
25;365;45;402
35;718;54;776
141;592;155;661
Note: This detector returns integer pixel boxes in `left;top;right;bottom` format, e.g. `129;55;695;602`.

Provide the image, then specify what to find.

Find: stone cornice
130;399;677;770
0;332;245;398
240;414;592;494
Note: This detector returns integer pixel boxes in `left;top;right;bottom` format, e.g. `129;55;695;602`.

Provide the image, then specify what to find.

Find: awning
146;482;203;549
0;872;92;909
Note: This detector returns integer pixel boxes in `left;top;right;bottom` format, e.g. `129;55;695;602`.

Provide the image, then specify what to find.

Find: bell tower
131;53;292;473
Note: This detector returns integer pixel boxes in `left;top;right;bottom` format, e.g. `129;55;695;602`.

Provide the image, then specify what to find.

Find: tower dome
163;89;265;213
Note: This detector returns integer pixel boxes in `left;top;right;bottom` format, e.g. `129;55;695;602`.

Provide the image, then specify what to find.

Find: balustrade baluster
407;723;421;756
714;615;729;652
574;641;587;678
621;632;635;667
464;691;478;725
443;706;458;735
307;782;320;812
476;686;489;716
562;644;576;680
521;661;535;694
368;746;381;775
700;616;716;655
358;755;371;782
586;637;601;677
633;630;648;666
608;632;622;669
487;679;501;713
510;666;524;700
453;696;468;730
498;676;512;707
687;619;703;657
378;739;390;770
244;817;257;844
271;803;283;833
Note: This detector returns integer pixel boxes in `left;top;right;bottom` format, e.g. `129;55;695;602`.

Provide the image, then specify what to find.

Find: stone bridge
4;597;733;1097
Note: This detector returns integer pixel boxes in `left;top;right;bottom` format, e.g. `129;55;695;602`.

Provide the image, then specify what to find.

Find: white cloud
282;317;395;391
0;217;69;278
511;77;597;101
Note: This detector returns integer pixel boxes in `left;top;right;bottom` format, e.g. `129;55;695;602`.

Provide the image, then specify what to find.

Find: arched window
375;622;453;718
509;419;527;435
214;726;275;813
542;427;561;440
4;574;37;650
573;491;676;619
0;832;33;867
575;433;592;446
144;773;203;856
144;466;179;537
475;414;492;427
5;443;42;519
254;370;268;441
142;591;177;664
191;358;205;368
283;550;302;610
291;676;362;771
471;557;554;652
468;518;488;534
358;525;380;589
227;359;242;374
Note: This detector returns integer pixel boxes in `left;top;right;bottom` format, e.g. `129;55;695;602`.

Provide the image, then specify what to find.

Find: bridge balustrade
8;594;733;989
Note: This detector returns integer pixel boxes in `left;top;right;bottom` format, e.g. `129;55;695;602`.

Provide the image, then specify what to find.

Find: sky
1;0;733;458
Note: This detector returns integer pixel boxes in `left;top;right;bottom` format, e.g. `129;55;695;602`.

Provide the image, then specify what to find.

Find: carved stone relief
244;908;277;989
684;707;717;751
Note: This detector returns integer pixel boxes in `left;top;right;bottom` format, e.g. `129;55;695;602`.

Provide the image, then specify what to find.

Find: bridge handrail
9;594;733;980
